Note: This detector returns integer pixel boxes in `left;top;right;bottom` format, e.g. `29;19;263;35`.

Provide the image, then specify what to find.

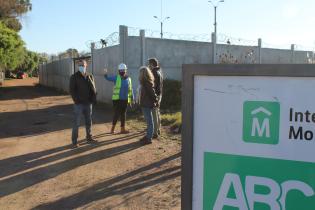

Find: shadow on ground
0;85;61;101
0;132;146;198
0;84;115;139
31;152;181;210
0;104;113;139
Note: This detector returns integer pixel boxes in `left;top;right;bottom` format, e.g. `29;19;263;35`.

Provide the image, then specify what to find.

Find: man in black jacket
69;59;97;146
148;58;163;138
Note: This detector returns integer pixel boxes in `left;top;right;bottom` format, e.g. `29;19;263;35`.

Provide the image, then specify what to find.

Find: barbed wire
85;32;119;50
128;26;261;46
217;34;258;46
86;26;314;52
128;26;314;51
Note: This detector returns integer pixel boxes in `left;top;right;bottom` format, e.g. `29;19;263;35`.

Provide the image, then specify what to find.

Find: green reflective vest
112;76;133;104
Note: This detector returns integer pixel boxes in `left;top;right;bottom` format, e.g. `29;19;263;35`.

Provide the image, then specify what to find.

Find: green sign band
203;152;315;210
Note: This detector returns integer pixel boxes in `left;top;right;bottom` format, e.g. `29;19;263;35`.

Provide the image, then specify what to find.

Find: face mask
78;66;86;74
119;71;126;77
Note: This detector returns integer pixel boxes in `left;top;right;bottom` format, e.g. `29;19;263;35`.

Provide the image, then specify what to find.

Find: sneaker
110;125;116;134
153;134;159;139
71;143;78;149
120;127;130;134
86;136;97;143
141;138;152;145
139;136;147;142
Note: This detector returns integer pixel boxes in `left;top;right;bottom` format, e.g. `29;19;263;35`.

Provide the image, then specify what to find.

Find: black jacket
152;67;163;97
140;80;158;108
69;72;97;105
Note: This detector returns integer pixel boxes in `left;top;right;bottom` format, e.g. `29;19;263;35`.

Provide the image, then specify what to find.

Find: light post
154;16;170;39
154;0;170;39
208;0;224;38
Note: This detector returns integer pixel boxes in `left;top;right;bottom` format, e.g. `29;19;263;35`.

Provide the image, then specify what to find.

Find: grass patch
161;112;182;129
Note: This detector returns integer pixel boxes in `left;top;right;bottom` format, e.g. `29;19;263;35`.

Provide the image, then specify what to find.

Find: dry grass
161;112;182;128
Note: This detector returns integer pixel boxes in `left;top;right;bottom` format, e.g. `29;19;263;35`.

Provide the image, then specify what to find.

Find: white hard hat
118;63;127;71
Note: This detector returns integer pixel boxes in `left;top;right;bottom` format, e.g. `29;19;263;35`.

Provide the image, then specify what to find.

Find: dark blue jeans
142;107;154;140
72;104;92;144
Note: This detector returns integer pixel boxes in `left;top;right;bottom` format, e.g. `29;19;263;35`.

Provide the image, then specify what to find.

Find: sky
19;0;315;54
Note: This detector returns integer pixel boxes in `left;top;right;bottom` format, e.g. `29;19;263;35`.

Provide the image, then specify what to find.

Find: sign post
182;64;315;210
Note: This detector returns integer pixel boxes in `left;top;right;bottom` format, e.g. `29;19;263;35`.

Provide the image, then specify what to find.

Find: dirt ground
0;78;181;210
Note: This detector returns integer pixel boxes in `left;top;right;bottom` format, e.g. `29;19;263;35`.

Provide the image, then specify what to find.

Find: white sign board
193;76;315;210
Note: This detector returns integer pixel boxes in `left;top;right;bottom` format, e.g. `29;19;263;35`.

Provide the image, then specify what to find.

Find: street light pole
161;22;163;38
214;6;217;36
209;0;224;39
154;16;170;39
154;0;170;39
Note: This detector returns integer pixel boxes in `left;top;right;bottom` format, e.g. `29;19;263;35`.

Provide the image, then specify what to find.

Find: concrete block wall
39;25;314;104
216;44;258;64
261;48;291;64
39;58;73;92
92;45;120;103
145;38;213;80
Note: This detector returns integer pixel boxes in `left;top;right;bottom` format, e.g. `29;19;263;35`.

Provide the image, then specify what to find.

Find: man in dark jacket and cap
69;59;97;147
148;58;163;138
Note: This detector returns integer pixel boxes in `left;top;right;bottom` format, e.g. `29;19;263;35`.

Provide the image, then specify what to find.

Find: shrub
160;79;181;111
161;112;181;127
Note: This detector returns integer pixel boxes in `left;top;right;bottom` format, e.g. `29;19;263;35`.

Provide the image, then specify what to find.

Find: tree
58;48;79;59
0;22;26;71
19;51;39;73
38;53;49;63
0;0;32;31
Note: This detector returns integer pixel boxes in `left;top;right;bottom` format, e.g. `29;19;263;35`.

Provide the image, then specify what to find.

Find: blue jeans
142;107;154;140
72;104;92;144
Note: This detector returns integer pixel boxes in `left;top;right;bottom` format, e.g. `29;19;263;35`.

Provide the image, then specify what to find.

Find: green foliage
0;0;32;31
19;51;41;73
0;22;26;71
160;79;181;111
38;53;49;63
161;112;182;128
58;48;80;59
2;18;22;31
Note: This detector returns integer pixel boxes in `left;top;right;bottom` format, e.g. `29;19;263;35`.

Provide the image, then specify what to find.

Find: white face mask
78;66;86;74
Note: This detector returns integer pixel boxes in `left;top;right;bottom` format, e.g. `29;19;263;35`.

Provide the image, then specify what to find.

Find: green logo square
243;101;280;144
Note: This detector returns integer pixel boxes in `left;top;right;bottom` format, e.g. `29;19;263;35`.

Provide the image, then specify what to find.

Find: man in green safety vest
104;63;134;134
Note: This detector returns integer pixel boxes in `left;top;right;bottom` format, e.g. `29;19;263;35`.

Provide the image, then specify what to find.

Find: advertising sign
181;65;315;210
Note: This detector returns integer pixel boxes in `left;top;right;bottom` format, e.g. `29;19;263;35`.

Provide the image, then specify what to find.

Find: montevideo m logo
243;101;280;144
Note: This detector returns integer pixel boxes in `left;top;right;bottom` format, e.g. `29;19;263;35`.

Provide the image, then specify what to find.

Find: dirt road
0;78;181;210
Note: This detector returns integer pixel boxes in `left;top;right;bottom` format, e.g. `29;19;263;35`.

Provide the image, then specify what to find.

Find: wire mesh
86;26;314;52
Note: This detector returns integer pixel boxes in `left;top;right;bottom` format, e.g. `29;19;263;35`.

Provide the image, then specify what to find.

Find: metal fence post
211;32;217;64
291;44;295;64
91;42;95;75
258;38;262;64
119;25;128;63
140;29;146;66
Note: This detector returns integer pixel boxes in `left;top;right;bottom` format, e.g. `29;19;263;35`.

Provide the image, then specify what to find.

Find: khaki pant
152;107;161;135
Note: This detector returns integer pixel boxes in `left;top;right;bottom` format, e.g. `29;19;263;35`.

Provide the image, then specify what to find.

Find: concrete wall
0;72;4;86
217;44;258;64
261;48;292;64
39;25;314;104
92;45;120;103
145;38;213;80
124;36;142;93
39;58;73;92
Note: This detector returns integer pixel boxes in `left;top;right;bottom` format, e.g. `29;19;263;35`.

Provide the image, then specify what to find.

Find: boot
120;126;130;134
110;125;116;134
